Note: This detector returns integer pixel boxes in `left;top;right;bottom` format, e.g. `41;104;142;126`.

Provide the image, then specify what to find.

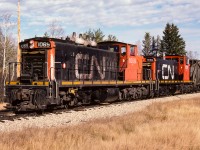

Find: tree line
44;20;118;42
142;23;197;58
45;20;196;59
0;14;17;100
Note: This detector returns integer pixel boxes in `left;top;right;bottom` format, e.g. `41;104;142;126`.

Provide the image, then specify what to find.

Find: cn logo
162;64;174;80
75;53;106;80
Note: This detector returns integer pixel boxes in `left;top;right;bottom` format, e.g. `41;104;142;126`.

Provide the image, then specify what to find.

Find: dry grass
1;98;200;150
0;103;6;110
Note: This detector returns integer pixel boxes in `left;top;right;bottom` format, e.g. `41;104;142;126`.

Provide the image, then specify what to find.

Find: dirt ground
0;103;6;110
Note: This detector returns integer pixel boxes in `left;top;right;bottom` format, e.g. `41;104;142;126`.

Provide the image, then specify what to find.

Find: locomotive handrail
8;62;21;84
50;62;62;99
7;62;48;84
120;59;128;72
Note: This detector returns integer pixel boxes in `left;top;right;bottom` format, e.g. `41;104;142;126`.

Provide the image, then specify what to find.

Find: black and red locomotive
4;36;200;111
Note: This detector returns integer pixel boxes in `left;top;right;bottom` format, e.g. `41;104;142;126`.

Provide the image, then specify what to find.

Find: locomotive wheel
91;89;108;103
128;88;137;100
169;87;176;95
136;88;142;99
141;87;148;99
68;97;78;107
149;90;154;98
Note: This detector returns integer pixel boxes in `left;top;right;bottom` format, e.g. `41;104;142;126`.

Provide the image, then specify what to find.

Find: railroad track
0;92;199;133
0;111;18;123
0;101;125;123
0;92;198;124
0;109;36;123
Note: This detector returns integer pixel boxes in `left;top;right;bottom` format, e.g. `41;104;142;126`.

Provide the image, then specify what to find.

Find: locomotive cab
98;41;143;81
165;55;190;81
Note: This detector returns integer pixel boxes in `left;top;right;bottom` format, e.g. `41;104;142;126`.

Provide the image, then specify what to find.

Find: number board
20;42;29;49
20;40;51;49
146;58;154;62
37;41;51;48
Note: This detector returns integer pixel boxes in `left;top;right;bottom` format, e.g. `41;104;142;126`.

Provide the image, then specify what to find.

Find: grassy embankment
0;98;200;150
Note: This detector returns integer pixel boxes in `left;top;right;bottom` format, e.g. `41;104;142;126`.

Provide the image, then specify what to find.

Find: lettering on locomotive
75;53;106;79
37;41;51;48
162;64;174;80
20;41;51;49
20;43;29;49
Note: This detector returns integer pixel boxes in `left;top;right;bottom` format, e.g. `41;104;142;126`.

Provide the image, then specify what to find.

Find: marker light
62;63;66;69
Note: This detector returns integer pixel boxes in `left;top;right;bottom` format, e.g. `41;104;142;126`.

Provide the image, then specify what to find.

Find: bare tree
0;14;16;81
47;20;64;38
0;14;16;99
156;35;161;52
187;50;199;59
107;34;118;41
135;40;142;55
0;14;10;81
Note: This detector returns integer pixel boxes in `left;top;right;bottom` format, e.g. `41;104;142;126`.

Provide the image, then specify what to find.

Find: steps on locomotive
118;71;125;80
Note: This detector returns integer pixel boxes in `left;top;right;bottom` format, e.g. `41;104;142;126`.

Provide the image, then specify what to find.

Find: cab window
109;45;119;52
121;46;126;56
130;46;135;56
180;58;184;64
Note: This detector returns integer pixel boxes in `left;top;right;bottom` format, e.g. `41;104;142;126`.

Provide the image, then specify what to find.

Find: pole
17;0;21;78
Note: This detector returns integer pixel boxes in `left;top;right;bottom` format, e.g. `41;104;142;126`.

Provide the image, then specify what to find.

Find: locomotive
4;35;200;111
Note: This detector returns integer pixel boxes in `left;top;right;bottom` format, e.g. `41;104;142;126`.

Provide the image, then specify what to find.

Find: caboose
4;37;198;111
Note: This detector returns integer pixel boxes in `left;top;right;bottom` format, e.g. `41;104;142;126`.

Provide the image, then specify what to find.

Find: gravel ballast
0;93;200;133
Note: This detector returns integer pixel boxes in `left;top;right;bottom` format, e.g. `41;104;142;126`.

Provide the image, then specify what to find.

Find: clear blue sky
0;0;200;56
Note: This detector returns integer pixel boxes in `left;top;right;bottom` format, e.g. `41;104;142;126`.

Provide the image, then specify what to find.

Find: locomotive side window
109;47;114;52
98;45;108;50
98;45;119;52
180;58;184;64
166;58;179;62
121;46;126;56
130;46;135;56
109;45;119;52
